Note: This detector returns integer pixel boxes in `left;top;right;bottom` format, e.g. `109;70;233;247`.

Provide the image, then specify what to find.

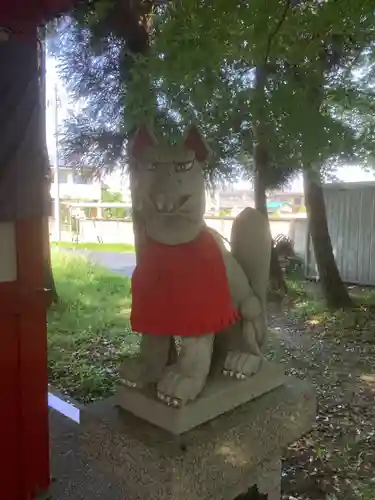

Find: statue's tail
230;208;272;316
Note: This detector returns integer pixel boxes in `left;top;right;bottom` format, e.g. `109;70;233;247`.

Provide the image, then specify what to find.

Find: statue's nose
151;193;174;212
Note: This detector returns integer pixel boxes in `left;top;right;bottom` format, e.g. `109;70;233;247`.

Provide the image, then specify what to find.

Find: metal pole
54;83;61;241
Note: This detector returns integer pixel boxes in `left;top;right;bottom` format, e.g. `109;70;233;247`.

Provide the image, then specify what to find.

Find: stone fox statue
120;125;272;407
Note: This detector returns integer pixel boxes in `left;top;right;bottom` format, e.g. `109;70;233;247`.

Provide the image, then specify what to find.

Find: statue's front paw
223;351;261;379
157;368;206;407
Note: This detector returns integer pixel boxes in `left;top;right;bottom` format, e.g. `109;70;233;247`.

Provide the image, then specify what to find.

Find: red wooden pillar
0;223;20;496
0;218;50;499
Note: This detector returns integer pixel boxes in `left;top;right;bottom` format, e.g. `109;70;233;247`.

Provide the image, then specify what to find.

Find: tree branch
264;0;292;63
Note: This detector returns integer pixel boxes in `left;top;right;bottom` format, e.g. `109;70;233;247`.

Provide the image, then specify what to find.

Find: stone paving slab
49;410;125;500
49;377;316;500
79;378;316;500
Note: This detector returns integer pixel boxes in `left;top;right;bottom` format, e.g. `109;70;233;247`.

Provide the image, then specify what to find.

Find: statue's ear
183;125;212;163
128;125;158;160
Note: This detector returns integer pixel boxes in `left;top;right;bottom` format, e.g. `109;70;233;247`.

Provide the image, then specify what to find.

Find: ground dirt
267;302;375;500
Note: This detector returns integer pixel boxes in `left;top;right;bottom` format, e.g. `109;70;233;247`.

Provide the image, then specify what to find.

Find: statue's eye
147;163;157;171
175;160;194;172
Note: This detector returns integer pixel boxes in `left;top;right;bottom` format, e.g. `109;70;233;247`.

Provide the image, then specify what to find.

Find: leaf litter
267;294;375;500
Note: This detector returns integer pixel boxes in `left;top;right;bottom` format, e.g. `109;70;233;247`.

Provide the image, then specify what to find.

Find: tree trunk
253;149;286;294
253;64;287;294
303;168;352;309
253;156;268;219
253;161;287;294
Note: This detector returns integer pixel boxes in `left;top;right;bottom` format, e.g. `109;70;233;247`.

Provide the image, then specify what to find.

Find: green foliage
273;234;305;279
48;250;137;402
101;185;128;218
136;0;375;179
48;2;181;175
53;0;375;188
218;209;231;217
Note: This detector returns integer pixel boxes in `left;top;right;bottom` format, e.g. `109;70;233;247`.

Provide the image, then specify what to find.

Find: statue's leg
119;334;172;389
217;250;265;379
157;334;215;407
222;320;263;379
222;294;266;379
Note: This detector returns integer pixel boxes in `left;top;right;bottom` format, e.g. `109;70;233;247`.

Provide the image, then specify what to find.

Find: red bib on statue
131;230;239;336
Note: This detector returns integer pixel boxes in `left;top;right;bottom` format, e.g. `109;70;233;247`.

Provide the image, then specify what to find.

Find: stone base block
117;361;285;434
79;378;316;500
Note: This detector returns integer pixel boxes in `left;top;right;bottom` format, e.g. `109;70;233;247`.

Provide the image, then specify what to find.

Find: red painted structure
0;1;76;498
2;0;74;38
1;220;49;499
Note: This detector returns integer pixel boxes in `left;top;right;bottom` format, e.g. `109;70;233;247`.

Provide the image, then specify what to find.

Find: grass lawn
51;241;135;253
48;250;138;403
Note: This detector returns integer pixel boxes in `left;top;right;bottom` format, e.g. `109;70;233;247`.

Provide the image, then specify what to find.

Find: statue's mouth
151;194;191;214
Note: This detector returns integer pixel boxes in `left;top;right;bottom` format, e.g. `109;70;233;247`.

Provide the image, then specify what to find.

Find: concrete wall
288;217;308;258
50;215;305;248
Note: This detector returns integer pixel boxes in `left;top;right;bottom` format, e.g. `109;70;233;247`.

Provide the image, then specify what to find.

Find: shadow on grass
48;250;138;403
285;279;375;341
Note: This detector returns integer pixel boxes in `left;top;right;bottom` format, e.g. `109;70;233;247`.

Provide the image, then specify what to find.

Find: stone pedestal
79;378;316;500
117;361;286;434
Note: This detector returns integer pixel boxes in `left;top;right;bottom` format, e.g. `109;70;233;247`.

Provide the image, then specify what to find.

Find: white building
50;166;102;202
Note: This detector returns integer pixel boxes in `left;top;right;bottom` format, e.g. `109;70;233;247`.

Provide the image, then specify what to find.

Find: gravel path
64;249;136;277
86;251;136;277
